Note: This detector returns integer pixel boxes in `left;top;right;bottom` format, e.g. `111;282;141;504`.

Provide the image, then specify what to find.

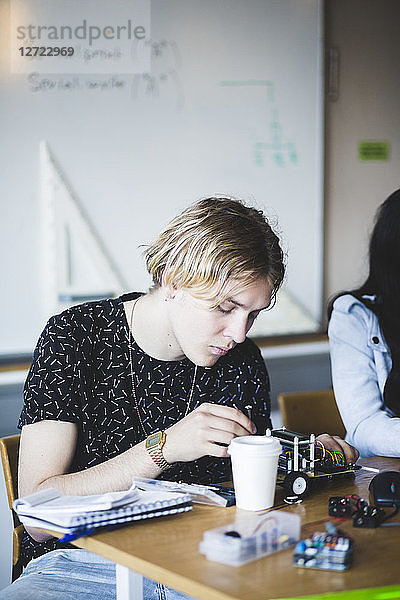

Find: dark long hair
328;188;400;416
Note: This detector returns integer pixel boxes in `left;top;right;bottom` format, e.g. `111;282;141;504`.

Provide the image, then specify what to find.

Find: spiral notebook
13;483;192;535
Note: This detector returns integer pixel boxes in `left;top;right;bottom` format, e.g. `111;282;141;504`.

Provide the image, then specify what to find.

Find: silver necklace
128;298;198;437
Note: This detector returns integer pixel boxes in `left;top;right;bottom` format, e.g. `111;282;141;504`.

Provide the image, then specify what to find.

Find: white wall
324;0;400;310
0;0;324;355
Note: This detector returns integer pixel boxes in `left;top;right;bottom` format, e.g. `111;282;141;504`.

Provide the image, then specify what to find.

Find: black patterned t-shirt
18;292;272;564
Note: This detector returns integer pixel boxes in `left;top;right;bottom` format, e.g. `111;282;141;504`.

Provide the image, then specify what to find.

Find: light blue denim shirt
328;294;400;457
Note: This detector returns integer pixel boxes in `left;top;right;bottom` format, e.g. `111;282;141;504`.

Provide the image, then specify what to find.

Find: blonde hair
145;197;285;306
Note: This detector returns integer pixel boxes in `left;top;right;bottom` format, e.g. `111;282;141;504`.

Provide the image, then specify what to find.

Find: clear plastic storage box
199;510;301;566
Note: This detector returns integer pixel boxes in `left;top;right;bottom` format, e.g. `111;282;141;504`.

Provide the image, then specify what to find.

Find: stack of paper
14;483;192;535
132;477;235;506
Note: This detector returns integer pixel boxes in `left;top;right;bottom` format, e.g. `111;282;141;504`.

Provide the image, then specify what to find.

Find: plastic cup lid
228;435;282;456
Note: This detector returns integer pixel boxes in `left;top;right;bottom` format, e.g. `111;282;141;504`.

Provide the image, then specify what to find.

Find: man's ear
161;271;176;300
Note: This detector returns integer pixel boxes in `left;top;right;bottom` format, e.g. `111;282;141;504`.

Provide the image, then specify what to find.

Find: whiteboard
0;0;323;354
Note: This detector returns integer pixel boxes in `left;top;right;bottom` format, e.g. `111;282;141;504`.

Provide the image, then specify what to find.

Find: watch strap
145;431;171;471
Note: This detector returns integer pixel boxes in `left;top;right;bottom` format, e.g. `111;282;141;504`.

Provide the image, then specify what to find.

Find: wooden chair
278;389;346;439
0;434;24;581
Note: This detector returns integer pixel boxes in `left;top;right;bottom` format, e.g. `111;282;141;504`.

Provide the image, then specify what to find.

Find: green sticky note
359;141;390;161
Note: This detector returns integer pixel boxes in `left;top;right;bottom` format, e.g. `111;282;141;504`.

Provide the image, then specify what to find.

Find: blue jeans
0;549;194;600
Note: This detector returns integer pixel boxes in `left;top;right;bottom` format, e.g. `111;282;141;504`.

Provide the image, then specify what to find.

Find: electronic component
328;495;366;518
269;428;360;499
293;526;353;571
353;504;387;528
328;495;390;528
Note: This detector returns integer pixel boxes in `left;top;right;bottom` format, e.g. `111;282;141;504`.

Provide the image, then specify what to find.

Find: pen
360;466;380;473
191;482;235;494
205;484;235;494
59;519;130;543
59;527;96;543
175;480;235;495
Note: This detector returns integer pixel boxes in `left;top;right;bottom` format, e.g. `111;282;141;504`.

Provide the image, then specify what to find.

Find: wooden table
67;457;400;600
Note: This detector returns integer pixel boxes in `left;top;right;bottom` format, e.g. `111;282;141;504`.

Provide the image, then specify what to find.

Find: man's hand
316;433;359;464
164;402;256;463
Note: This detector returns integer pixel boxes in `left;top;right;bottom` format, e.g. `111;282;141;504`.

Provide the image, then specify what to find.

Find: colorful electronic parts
315;446;347;473
328;494;366;518
293;530;354;571
270;428;360;499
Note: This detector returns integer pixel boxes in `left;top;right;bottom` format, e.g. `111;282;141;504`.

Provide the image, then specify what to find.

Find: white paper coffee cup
228;435;282;511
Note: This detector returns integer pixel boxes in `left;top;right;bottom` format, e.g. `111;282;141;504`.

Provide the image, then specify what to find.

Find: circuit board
270;428;360;498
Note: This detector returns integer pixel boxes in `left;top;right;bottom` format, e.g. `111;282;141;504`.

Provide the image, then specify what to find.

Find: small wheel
284;471;309;498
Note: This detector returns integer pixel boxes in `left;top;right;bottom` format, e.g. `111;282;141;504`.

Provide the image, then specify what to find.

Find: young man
1;197;358;600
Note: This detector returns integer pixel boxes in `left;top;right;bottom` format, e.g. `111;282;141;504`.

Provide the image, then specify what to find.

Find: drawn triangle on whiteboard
40;141;128;317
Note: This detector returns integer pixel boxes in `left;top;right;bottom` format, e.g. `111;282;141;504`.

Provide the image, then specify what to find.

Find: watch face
147;431;164;449
148;435;159;448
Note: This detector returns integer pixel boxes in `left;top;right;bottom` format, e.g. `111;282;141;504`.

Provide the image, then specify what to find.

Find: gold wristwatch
145;431;171;471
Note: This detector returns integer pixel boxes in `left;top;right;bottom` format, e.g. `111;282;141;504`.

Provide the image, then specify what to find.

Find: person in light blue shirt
328;188;400;458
